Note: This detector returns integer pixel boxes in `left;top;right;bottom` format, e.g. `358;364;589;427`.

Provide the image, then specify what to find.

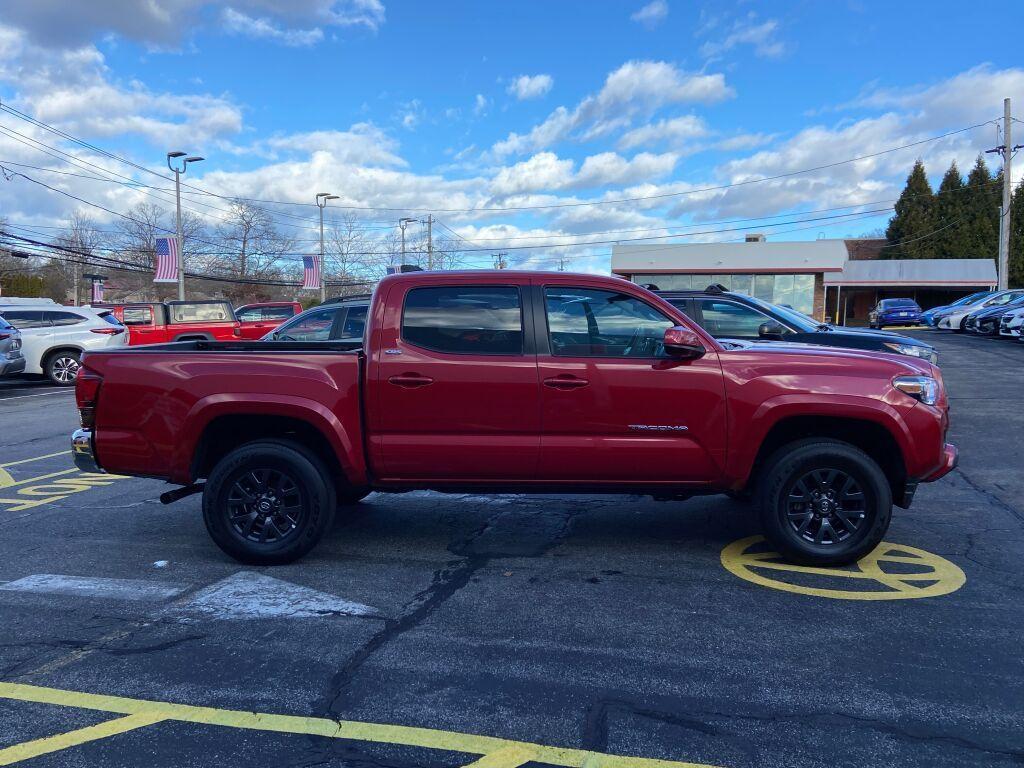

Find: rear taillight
76;370;102;428
232;326;242;337
0;333;9;341
90;327;122;334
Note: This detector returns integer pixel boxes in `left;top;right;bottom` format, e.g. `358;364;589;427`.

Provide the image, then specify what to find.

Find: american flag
90;280;104;303
153;236;179;283
302;255;321;290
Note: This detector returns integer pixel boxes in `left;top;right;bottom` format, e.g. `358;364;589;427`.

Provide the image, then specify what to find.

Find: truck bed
92;339;364;354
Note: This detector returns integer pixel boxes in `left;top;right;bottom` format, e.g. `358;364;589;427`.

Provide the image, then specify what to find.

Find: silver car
0;314;26;378
0;303;127;385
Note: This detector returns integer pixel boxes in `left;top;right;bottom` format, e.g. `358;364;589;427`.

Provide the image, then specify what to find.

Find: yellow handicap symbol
720;535;965;600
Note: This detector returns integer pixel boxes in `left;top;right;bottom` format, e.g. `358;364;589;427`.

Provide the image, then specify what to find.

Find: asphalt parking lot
0;331;1021;768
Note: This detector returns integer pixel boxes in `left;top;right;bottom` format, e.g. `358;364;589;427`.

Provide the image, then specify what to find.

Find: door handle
543;375;589;390
389;373;434;388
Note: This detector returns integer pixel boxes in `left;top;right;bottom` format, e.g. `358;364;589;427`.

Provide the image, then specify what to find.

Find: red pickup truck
72;271;957;566
104;301;241;345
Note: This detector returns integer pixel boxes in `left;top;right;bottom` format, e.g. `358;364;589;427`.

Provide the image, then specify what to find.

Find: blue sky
0;0;1020;273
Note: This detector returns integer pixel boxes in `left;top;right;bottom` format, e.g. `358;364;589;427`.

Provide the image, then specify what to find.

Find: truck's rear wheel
203;440;336;565
757;439;891;566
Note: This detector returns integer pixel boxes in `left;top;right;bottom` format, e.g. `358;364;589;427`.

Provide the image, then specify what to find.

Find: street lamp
167;151;204;300
398;217;417;267
316;193;339;303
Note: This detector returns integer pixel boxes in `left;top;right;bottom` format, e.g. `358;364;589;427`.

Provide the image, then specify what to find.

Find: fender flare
727;393;912;484
172;393;367;486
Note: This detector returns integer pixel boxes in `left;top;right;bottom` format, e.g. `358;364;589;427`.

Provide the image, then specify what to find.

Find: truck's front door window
544;288;673;357
402;286;522;354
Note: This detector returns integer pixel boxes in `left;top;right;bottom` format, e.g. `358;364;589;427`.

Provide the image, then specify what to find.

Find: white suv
0;302;127;385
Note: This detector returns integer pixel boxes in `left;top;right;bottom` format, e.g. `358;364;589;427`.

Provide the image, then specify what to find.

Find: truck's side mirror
663;326;705;359
758;321;786;341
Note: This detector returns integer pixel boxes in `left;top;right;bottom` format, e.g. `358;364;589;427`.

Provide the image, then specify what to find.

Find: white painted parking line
0;575;189;602
177;572;379;619
0;390;75;401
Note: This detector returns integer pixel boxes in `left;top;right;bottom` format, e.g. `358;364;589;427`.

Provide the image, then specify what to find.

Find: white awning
823;258;997;287
612;241;849;274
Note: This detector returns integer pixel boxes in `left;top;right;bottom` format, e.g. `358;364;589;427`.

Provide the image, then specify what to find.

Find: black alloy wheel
226;468;305;544
784;468;865;546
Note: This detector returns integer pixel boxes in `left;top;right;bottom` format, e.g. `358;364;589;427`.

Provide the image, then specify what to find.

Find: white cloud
700;14;785;59
473;93;490;116
506;74;554;101
0;0;385;49
259;124;406;167
618;115;710;150
493;60;733;156
715;132;776;151
489;150;678;196
221;8;324;47
631;0;668;29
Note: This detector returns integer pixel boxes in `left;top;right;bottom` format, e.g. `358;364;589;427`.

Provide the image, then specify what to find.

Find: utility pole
493;251;508;269
399;217;416;267
999;98;1013;291
166;151;203;300
558;254;566;272
425;214;434;270
316;193;339;303
988;98;1020;290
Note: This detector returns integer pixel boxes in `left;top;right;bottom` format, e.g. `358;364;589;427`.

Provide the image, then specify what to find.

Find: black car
964;294;1024;336
652;285;938;364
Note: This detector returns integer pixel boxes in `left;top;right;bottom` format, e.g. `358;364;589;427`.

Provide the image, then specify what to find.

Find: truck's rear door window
544;287;673;357
402;286;523;354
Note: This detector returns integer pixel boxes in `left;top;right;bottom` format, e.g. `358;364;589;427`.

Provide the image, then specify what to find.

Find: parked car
935;290;1024;331
103;301;241;345
0;314;26;378
653;286;938;363
921;292;992;327
262;297;368;341
867;299;922;329
235;301;302;340
998;307;1024;339
0;303;126;385
73;270;957;567
964;294;1024;336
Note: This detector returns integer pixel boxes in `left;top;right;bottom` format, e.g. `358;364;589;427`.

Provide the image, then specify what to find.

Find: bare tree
209;200;294;303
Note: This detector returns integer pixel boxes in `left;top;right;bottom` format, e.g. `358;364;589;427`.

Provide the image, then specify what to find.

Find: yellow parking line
743;560;941;580
0;712;166;765
0;469;78;491
0;682;719;768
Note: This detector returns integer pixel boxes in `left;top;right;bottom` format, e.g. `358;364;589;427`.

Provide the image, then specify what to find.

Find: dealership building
611;236;998;324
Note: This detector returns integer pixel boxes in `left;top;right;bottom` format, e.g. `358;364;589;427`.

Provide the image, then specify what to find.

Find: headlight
883;342;938;364
893;375;939;406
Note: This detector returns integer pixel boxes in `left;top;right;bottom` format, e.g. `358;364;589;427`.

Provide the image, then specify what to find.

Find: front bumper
923;442;959;483
71;429;104;474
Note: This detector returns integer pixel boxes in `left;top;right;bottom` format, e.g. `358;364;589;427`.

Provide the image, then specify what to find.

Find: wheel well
750;416;908;505
192;415;347;485
43;346;83;364
173;334;211;342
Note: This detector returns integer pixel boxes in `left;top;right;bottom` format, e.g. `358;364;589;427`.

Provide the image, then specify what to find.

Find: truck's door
535;281;727;484
370;278;540;481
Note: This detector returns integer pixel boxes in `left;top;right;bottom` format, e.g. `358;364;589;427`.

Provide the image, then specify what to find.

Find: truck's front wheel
203;440;336;565
758;439;891;566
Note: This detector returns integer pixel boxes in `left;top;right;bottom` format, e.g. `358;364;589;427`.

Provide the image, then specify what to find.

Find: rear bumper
71;428;104;474
922;442;958;483
0;357;26;377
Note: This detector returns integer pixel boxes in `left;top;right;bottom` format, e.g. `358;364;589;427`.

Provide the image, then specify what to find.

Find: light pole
316;192;339;303
167;151;203;300
398;217;417;267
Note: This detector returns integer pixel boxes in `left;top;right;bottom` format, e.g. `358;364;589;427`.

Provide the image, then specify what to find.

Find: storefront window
632;273;816;315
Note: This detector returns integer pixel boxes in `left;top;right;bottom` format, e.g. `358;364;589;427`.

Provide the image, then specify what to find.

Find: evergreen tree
958;155;1000;258
1010;180;1024;289
885;159;936;259
933;161;966;258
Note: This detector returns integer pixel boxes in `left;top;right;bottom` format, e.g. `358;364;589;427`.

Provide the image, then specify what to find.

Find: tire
757;438;891;566
202;440;336;565
44;350;81;386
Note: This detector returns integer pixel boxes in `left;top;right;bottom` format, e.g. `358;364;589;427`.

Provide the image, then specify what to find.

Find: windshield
742;295;819;331
950;292;989;307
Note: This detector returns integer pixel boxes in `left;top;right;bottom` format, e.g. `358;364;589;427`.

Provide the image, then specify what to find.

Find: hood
820;326;930;345
718;338;935;376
